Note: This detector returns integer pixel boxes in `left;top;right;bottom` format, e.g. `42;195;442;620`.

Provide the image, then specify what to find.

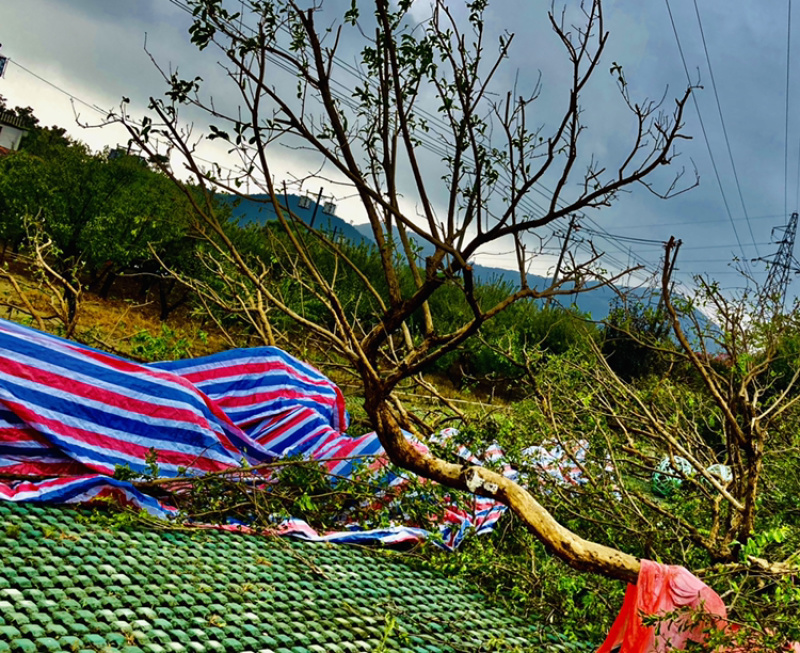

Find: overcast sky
1;0;798;299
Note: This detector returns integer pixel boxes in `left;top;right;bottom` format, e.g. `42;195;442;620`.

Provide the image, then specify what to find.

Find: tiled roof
0;503;591;653
0;111;29;130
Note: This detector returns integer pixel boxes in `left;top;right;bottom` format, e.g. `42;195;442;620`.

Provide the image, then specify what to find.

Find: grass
0;258;229;360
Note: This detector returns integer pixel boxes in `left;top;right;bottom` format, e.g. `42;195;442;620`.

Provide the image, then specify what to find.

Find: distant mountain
220;192;643;320
469;263;623;320
219;193;371;246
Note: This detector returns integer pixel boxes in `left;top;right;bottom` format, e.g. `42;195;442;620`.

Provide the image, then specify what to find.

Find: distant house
0;110;29;155
221;192;371;245
108;145;147;165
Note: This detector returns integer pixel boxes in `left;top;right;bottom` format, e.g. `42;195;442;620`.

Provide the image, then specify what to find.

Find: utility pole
0;44;8;79
308;187;324;229
753;212;800;317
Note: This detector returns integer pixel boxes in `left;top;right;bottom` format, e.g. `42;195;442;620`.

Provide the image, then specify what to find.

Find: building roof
0;111;29;131
0;502;591;653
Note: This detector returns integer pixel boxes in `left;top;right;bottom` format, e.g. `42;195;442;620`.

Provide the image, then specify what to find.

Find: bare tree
0;212;85;338
481;239;800;638
116;0;694;582
528;239;800;573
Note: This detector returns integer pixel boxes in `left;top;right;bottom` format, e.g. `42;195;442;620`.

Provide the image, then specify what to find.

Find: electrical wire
164;0;666;284
8;24;659;289
8;56;252;183
20;0;764;297
795;125;800;210
578;227;666;247
6;59;109;117
692;0;759;257
664;0;750;272
680;241;770;251
11;1;728;292
589;213;785;231
787;0;794;224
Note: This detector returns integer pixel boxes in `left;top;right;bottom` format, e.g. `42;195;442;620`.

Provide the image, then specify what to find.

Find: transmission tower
754;212;800;316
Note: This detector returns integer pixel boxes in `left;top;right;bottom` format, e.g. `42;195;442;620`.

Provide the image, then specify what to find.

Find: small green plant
77;504;161;531
113;448;161;482
130;324;192;361
740;526;791;560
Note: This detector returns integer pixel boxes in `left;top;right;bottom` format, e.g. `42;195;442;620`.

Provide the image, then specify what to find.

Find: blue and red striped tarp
0;318;513;549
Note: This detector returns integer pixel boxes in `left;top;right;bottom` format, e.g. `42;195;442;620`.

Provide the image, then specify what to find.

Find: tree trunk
368;393;642;583
64;284;78;339
99;270;118;299
158;278;189;322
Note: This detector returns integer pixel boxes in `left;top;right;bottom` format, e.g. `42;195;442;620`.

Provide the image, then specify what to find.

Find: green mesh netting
652;455;695;497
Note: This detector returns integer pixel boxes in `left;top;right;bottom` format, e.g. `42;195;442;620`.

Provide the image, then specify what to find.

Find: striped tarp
0;318;510;549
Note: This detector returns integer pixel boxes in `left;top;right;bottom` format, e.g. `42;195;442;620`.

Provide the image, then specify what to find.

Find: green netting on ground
0;503;592;652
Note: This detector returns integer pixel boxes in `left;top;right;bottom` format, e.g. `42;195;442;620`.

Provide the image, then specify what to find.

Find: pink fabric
597;560;727;653
598;560;800;652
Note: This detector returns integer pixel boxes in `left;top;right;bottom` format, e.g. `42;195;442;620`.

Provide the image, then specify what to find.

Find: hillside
221;192;626;319
219;192;372;246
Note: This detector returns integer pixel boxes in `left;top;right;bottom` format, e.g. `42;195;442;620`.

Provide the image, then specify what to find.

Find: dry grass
0;259;230;360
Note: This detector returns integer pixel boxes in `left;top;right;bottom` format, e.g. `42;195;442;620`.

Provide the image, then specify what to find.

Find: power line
6;59;109;117
796;126;800;210
680;256;759;263
787;0;794;224
681;241;770;251
579;226;666;246
12;2;715;291
8;56;254;183
793;0;800;212
692;0;760;256
164;0;669;285
242;0;701;287
586;213;786;231
664;0;750;272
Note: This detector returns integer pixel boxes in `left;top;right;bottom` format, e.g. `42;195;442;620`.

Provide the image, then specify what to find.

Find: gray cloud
1;0;796;295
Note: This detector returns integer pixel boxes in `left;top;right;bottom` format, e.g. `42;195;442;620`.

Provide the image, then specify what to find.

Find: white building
0;110;28;154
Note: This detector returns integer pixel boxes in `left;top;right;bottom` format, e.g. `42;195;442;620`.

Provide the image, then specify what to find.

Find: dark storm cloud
1;0;193;110
557;0;796;291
